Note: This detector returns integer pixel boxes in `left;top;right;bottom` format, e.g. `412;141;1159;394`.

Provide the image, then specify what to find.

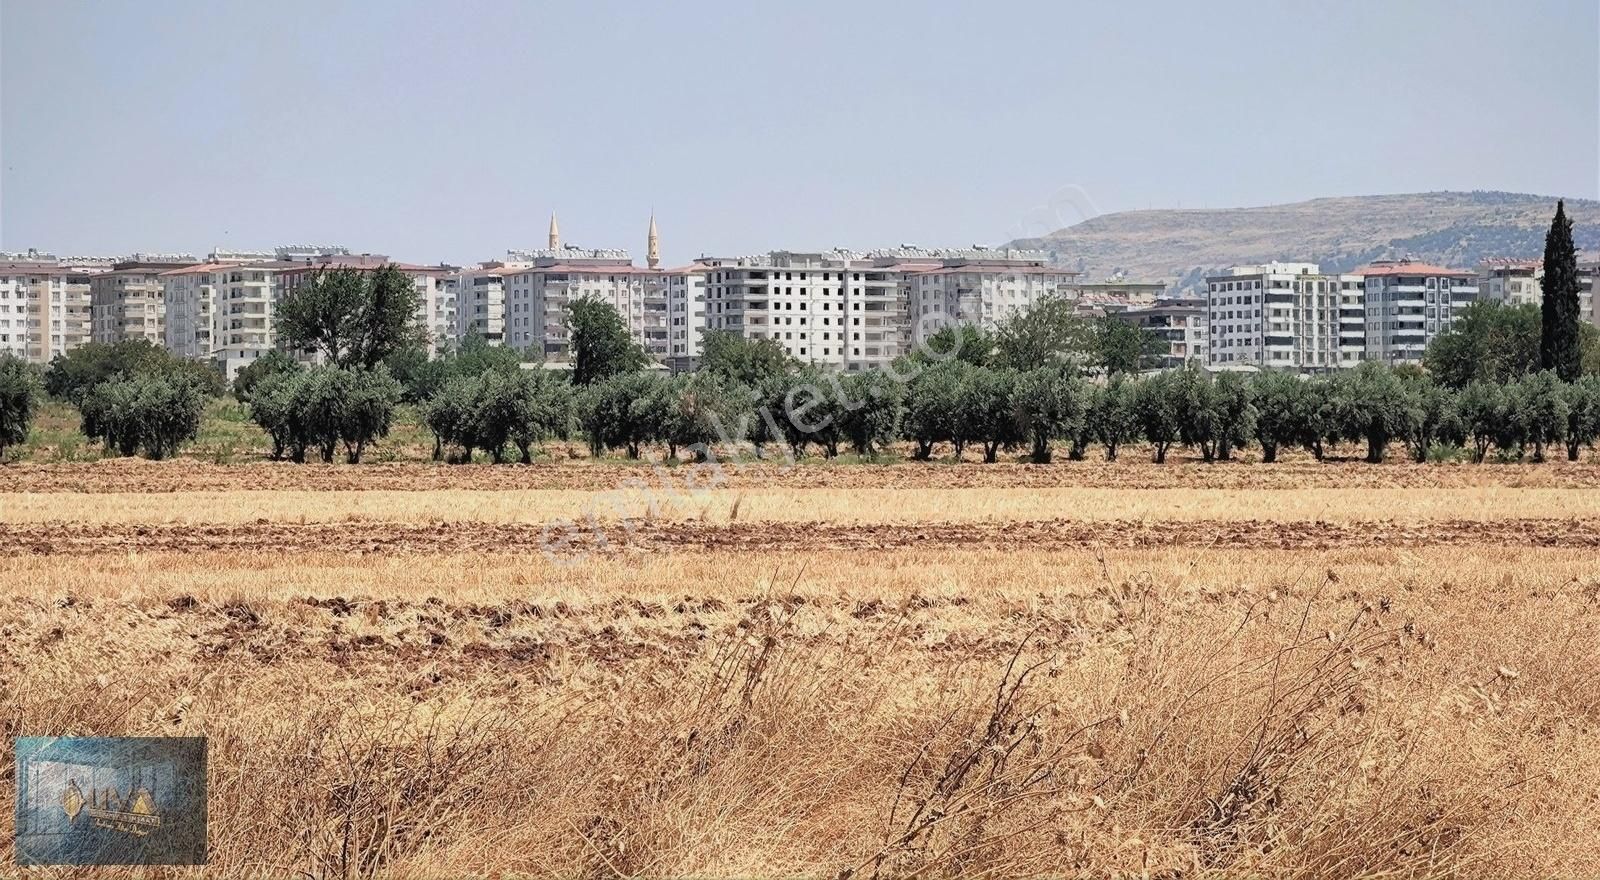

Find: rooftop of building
0;262;93;277
160;260;305;277
1478;258;1542;273
908;262;1074;277
274;255;452;276
1126;296;1206;311
1352;260;1475;278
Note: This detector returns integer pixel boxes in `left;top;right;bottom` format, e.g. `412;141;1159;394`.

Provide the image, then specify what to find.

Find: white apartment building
503;248;668;360
0;261;94;363
700;247;1062;370
906;250;1076;350
423;272;458;354
1356;260;1476;364
1117;296;1208;368
272;245;352;264
705;249;929;371
1583;260;1600;324
162;262;283;379
455;258;534;345
1205;262;1364;371
90;257;199;345
1476;258;1596;322
664;264;710;371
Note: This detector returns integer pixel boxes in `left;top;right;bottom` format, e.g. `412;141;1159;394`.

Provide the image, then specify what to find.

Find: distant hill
1005;191;1600;292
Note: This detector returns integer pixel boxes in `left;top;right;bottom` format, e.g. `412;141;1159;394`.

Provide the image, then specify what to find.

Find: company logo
14;737;207;866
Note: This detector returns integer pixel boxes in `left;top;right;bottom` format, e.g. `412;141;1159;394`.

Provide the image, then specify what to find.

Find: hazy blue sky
2;0;1596;265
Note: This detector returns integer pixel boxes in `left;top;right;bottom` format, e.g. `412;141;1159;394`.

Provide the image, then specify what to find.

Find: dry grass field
4;457;1600;877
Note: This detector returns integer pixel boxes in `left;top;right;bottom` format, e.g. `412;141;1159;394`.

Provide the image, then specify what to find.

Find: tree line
0;200;1590;465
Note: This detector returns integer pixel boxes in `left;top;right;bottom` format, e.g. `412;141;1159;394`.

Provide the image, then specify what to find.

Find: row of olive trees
247;365;402;463
79;373;209;460
574;367;906;462
566;354;1600;466
423;368;572;463
902;361;1600;465
2;340;224;460
15;346;213;461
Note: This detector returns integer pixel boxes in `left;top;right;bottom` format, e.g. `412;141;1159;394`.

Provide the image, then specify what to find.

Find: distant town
2;213;1595;380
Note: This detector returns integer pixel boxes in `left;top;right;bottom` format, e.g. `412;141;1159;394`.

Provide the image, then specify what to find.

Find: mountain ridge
1005;190;1600;292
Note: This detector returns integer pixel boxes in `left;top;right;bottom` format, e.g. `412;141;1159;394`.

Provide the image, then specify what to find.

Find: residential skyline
3;0;1597;267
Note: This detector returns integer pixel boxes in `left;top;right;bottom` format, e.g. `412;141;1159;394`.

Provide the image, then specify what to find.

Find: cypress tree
1540;200;1582;381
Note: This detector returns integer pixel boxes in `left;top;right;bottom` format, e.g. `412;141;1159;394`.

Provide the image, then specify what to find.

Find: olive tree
1250;371;1306;464
1090;378;1139;461
1015;365;1085;464
1134;371;1183;463
338;367;402;463
81;374;205;460
1517;371;1568;463
839;370;904;457
0;355;40;460
904;361;969;461
1456;381;1505;463
1564;375;1600;461
959;366;1022;463
1330;363;1415;464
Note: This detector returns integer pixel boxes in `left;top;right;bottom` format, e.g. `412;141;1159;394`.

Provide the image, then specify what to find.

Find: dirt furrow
4;517;1599;556
8;458;1600;493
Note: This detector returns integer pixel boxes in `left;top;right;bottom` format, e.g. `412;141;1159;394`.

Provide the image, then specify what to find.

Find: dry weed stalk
852;630;1111;879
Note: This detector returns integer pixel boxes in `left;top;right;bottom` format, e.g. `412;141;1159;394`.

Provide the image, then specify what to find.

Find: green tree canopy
80;373;206;460
232;350;302;403
569;297;647;385
1088;316;1166;377
699;330;792;387
910;325;995;368
1424;300;1542;388
993;297;1084;371
45;339;225;403
276;265;425;369
0;355;42;460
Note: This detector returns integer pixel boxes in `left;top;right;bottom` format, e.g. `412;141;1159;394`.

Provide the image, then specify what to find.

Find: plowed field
4;457;1599;877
